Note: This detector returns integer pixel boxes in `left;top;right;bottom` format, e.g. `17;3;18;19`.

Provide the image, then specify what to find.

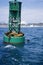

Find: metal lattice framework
9;0;22;33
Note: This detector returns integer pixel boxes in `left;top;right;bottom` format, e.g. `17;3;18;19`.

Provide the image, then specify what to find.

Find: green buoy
3;0;25;45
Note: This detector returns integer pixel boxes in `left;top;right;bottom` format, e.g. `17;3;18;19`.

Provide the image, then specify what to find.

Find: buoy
3;0;25;45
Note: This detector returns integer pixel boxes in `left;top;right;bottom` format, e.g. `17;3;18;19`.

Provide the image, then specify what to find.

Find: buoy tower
3;0;25;45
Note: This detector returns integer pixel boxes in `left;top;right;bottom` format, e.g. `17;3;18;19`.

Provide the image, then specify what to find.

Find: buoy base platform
3;32;25;45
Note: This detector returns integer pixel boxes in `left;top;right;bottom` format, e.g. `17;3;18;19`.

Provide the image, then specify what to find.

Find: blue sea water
0;27;43;65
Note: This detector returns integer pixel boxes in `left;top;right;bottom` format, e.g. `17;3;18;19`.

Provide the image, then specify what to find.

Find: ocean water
0;27;43;65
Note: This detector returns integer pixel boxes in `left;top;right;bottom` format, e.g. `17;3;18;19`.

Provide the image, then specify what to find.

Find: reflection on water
4;42;25;48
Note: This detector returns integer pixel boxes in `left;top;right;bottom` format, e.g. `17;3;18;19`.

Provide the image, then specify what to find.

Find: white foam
4;45;16;49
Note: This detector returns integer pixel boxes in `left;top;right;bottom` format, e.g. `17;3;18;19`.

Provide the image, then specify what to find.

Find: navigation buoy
3;0;25;45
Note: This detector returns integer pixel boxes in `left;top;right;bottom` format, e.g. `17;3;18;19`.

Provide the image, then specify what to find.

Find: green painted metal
9;0;22;33
4;35;25;44
4;0;25;44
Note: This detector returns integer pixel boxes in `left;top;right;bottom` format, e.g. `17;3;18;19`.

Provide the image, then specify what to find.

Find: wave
4;45;16;49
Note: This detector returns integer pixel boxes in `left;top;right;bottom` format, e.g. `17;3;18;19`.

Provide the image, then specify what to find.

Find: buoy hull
3;34;25;45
